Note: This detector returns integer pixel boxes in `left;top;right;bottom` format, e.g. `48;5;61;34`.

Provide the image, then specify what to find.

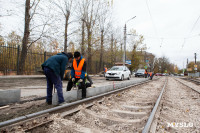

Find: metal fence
188;72;200;77
0;45;53;75
0;45;113;75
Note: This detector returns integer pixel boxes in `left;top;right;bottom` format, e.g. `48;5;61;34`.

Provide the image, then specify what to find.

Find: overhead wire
181;14;200;49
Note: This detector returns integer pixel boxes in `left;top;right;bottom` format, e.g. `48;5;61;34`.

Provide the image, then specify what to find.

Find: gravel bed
156;77;200;133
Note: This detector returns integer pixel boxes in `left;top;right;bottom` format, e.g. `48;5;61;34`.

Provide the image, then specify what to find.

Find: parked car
105;66;131;81
135;69;145;77
132;71;136;76
155;73;162;76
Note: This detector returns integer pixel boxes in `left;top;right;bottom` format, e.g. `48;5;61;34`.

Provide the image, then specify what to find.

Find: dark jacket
71;56;87;79
41;52;69;80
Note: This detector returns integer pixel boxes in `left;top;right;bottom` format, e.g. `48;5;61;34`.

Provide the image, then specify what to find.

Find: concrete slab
0;75;45;79
87;85;113;97
0;89;21;106
52;90;78;105
51;78;149;105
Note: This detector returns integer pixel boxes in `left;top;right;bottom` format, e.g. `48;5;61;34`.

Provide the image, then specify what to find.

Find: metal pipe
142;78;167;133
0;79;151;128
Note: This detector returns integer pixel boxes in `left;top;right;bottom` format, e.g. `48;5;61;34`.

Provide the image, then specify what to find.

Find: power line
181;14;200;49
145;0;158;36
189;15;200;35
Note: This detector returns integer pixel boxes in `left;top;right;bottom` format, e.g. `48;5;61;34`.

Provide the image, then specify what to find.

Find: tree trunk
81;20;85;56
64;13;70;53
114;39;117;63
19;0;30;74
111;34;114;65
87;28;92;74
99;30;104;72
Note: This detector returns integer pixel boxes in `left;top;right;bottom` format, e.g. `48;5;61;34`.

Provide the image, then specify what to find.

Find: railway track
182;78;200;85
175;78;200;94
0;77;166;133
155;77;200;133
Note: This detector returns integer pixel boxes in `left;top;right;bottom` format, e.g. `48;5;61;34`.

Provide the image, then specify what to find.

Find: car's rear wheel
121;75;124;81
128;75;131;80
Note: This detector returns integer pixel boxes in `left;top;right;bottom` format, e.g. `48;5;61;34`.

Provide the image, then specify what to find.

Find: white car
105;66;131;81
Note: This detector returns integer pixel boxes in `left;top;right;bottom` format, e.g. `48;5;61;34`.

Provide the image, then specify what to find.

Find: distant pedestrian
67;51;87;99
104;65;107;77
144;69;148;78
42;52;73;105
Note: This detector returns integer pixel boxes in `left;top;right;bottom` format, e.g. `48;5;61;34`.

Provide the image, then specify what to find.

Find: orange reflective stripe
73;58;85;78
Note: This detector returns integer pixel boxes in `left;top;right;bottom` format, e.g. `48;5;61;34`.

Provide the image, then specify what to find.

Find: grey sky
1;0;200;69
113;0;200;68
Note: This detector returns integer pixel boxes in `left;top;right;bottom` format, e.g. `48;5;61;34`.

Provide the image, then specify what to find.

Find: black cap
67;52;73;59
74;51;81;58
62;52;73;59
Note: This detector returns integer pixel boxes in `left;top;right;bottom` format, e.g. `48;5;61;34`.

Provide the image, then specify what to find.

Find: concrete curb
0;89;21;106
0;75;45;79
52;78;148;105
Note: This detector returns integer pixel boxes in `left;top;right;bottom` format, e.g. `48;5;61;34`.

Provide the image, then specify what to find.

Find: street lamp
123;16;136;66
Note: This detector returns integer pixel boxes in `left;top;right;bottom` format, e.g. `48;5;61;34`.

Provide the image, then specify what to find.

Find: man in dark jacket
42;52;73;105
67;51;87;99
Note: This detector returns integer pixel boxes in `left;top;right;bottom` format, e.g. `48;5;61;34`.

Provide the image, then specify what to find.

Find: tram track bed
155;77;200;133
0;77;163;132
1;77;199;133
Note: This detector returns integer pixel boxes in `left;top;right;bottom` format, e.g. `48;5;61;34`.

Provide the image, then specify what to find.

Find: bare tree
77;0;101;73
51;0;73;52
98;0;112;71
19;0;51;74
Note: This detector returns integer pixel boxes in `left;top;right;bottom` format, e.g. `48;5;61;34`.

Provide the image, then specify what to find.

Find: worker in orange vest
144;69;148;78
67;51;87;99
149;72;154;80
104;65;107;77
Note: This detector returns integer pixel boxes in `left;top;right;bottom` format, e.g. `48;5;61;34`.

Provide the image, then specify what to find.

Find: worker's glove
72;78;75;82
78;79;83;83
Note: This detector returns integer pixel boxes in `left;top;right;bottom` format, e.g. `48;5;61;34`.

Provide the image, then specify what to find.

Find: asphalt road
0;76;147;97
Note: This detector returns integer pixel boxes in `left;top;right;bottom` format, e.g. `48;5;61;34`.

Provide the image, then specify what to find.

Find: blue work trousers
44;67;64;104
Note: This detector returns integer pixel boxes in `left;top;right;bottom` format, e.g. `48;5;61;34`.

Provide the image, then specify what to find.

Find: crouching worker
149;72;154;80
67;51;87;99
42;52;73;105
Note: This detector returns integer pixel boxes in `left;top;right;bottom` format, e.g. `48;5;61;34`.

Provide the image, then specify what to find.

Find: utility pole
187;58;188;68
123;16;136;66
194;53;197;64
123;24;126;66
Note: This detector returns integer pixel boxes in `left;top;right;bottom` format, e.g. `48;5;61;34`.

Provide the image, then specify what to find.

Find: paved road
0;76;148;97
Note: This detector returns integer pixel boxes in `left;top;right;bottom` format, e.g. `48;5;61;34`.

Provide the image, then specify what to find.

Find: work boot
46;101;52;105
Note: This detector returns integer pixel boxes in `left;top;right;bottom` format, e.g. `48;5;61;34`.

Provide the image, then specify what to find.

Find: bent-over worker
42;52;73;105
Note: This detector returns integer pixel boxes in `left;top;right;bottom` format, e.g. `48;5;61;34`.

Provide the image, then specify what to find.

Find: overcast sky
112;0;200;69
1;0;200;69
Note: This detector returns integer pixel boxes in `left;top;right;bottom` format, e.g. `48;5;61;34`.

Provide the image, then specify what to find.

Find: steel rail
142;78;167;133
175;78;200;94
0;79;156;128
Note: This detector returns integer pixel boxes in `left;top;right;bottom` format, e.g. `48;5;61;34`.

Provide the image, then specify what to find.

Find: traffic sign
126;60;131;65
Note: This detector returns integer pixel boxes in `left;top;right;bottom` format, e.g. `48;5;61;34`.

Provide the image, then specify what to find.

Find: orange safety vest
73;58;85;78
145;71;147;74
104;67;107;72
149;72;152;76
